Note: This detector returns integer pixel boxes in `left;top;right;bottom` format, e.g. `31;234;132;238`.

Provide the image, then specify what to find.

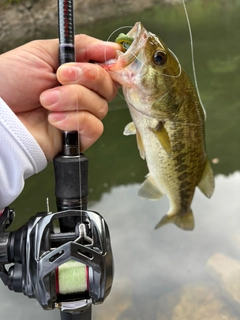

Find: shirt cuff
0;97;47;208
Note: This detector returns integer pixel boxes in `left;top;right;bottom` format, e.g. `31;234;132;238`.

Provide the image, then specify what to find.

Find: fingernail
58;65;82;82
41;90;60;106
48;112;66;122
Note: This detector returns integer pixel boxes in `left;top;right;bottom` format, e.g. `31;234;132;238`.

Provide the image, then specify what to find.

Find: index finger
75;34;121;62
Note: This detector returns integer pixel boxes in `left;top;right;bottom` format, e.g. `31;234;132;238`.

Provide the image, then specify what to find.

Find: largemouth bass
103;22;214;230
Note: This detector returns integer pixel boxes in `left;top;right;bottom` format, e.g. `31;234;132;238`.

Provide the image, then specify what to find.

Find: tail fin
155;209;194;231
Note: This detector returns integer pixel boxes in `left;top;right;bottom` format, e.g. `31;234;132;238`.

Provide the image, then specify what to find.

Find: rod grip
53;154;88;211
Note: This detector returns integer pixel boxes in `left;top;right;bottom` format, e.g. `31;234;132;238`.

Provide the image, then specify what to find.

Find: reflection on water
90;172;240;320
1;173;240;319
2;0;240;319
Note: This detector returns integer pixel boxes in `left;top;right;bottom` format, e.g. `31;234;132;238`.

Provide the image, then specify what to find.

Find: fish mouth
101;22;148;86
116;22;148;67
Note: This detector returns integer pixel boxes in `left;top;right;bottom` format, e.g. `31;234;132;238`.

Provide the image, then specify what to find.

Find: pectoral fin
138;174;164;200
155;210;194;231
198;159;215;198
123;122;136;136
149;122;172;157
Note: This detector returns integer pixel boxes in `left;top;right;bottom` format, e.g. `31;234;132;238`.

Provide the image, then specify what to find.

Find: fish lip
127;21;144;43
117;22;148;66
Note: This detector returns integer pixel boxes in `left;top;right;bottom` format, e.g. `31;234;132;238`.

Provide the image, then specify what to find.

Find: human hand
0;35;121;161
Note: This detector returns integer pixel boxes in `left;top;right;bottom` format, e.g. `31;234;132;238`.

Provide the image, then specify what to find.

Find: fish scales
128;99;205;219
103;22;214;230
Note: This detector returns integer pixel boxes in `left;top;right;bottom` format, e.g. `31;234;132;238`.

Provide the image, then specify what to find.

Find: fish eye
153;50;167;66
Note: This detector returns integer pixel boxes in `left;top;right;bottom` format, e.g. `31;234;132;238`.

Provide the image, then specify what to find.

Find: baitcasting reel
0;206;113;316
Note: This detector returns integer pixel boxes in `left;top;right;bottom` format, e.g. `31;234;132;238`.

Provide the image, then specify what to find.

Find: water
1;0;240;319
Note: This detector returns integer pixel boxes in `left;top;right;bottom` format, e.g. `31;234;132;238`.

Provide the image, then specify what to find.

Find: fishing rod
0;1;114;320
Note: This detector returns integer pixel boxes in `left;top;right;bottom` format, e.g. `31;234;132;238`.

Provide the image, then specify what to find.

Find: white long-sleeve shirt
0;98;47;209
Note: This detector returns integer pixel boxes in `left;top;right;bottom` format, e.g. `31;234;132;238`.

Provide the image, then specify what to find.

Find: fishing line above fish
181;0;206;120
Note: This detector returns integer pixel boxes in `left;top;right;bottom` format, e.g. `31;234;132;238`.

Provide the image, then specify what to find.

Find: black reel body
0;207;113;313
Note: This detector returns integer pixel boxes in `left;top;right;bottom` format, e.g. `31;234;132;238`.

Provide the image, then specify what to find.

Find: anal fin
138;174;163;200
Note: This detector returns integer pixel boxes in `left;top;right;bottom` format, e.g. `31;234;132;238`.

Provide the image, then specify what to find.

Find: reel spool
0;207;113;314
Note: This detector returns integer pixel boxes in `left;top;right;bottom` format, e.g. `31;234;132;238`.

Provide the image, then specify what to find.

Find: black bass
103;22;214;230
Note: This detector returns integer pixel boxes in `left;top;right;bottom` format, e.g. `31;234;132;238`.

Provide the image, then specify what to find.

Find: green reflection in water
10;0;240;226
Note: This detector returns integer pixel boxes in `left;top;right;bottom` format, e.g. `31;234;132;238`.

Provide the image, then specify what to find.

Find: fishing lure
115;33;134;52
